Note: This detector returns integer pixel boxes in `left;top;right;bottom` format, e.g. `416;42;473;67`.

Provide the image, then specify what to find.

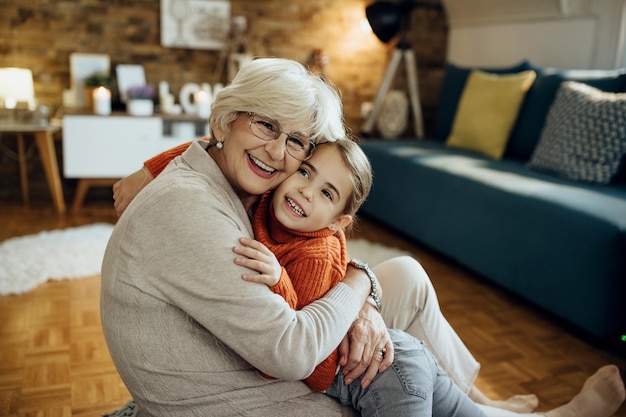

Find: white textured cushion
527;81;626;184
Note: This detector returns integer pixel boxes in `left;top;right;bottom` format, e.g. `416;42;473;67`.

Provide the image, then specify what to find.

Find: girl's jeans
326;329;487;417
374;256;481;393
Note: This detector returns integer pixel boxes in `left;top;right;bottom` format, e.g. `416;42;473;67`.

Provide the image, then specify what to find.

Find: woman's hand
338;301;394;389
112;167;153;217
233;237;282;287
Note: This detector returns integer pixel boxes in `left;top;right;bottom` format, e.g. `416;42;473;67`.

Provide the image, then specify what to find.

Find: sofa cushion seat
360;139;626;340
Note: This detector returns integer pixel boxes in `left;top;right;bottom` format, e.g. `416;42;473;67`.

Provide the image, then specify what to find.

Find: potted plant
83;72;114;111
126;84;155;116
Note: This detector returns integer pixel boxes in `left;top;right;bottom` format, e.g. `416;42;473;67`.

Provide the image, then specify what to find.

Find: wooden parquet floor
1;198;625;416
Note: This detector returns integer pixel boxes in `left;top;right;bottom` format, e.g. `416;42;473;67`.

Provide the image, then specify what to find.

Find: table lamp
0;68;35;109
0;67;46;125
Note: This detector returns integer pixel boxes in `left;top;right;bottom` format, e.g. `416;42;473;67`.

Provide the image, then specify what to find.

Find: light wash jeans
373;256;481;393
327;329;487;417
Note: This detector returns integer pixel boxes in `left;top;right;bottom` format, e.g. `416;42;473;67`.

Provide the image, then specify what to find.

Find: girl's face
271;144;353;233
211;113;307;210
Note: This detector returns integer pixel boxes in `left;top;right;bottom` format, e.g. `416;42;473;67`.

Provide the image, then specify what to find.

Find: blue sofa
359;62;626;344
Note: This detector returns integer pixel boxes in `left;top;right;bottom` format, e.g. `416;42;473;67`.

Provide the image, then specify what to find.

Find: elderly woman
102;57;388;416
102;58;624;417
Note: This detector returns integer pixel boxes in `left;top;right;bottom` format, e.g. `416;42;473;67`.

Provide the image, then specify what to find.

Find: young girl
232;138;488;416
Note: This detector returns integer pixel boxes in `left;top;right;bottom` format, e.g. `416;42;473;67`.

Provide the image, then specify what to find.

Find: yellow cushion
445;69;537;159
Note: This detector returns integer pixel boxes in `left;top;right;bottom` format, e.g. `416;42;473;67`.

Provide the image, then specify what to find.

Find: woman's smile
248;153;277;179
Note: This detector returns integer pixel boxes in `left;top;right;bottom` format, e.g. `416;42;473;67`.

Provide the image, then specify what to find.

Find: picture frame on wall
161;0;230;50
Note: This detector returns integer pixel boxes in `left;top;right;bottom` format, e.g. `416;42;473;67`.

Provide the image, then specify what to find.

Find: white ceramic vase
127;99;154;116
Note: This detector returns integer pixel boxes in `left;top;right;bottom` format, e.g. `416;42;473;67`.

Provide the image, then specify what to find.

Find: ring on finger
375;346;386;356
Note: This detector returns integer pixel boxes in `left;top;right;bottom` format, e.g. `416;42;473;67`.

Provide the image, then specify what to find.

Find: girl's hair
209;57;345;144
320;137;373;230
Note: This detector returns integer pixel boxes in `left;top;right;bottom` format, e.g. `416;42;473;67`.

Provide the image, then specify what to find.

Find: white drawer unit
63;114;206;178
62;113;207;210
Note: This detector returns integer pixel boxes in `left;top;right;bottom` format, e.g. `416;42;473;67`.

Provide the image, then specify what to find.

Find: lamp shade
0;68;34;108
366;1;402;43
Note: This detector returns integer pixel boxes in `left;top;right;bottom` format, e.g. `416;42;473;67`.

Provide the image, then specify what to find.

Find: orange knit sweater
253;192;347;392
144;143;347;392
144;141;194;177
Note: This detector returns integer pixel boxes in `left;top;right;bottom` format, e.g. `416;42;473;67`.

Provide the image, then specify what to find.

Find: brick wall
0;0;448;201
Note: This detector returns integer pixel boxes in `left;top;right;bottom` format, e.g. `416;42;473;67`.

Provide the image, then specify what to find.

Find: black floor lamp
361;0;424;138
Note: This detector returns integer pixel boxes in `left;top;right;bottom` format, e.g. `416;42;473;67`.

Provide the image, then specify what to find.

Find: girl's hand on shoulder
113;166;153;217
233;237;281;287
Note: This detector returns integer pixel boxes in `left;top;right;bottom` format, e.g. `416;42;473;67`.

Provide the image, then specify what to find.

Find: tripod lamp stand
361;1;424;138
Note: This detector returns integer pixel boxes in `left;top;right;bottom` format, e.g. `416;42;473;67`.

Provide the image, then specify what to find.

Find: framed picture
115;65;146;102
161;0;230;50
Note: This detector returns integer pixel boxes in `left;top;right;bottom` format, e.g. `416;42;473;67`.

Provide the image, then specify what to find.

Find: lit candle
93;87;111;115
195;90;211;118
159;80;169;98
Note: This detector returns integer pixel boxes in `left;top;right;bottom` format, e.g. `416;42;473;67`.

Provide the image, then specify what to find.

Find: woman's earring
216;141;224;149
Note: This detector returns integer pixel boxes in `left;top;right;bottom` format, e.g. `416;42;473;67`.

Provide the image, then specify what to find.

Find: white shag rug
0;225;410;296
0;223;115;295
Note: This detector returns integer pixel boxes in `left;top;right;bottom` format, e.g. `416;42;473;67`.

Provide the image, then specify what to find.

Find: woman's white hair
209;57;345;143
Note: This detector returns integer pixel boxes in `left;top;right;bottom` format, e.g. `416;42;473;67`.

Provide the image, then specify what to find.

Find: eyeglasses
246;112;315;161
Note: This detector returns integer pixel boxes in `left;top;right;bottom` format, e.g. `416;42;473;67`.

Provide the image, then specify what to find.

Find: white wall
442;0;626;70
